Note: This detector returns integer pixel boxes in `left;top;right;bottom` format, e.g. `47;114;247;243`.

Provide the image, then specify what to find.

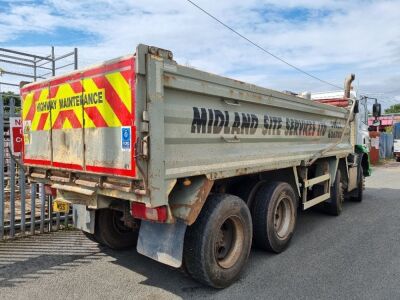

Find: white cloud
0;0;399;108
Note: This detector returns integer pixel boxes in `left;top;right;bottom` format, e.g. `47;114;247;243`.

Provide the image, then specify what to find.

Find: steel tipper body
311;89;372;176
21;45;366;288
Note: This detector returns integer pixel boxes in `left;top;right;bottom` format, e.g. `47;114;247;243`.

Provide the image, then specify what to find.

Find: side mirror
353;100;359;114
372;103;381;117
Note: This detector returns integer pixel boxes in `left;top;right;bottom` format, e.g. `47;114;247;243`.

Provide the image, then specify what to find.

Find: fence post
51;46;55;76
74;48;78;70
39;183;45;233
33;58;37;82
9;98;15;238
30;184;36;235
64;208;69;228
20;163;26;235
0;93;4;239
48;195;52;232
55;195;60;230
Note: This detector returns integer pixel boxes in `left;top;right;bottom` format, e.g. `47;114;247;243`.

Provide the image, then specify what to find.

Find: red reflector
44;185;57;197
131;202;167;222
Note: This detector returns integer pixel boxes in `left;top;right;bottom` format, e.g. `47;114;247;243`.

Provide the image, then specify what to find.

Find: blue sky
0;0;399;107
2;28;98;47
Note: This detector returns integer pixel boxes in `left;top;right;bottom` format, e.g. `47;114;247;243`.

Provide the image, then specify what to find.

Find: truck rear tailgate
21;56;137;178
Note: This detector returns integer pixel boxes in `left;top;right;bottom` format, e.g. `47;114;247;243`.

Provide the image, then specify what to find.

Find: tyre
396;157;400;162
95;209;139;250
323;170;344;216
252;182;297;253
230;179;266;214
350;165;364;202
184;194;252;288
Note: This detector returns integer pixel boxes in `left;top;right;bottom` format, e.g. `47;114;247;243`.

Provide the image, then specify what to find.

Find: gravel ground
0;162;399;300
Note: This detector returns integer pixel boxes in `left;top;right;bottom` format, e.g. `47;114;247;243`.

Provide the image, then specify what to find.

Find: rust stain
163;74;176;84
186;179;214;225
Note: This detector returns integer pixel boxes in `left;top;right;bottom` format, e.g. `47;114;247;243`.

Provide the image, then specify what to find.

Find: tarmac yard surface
0;163;399;299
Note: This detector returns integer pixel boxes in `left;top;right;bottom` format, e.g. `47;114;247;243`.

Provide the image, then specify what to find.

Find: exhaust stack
344;74;355;99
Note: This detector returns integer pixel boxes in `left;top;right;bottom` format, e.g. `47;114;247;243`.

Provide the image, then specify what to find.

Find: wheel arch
355;145;371;176
360;153;370;177
225;167;300;211
169;168;301;225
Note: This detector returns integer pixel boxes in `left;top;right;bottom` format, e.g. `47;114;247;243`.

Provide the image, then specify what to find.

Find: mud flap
137;220;187;268
73;204;95;234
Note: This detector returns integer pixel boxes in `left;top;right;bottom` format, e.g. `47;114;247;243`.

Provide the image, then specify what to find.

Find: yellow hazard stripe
31;89;49;131
24;70;132;130
83;78;122;128
22;92;34;120
50;83;84;128
105;72;131;113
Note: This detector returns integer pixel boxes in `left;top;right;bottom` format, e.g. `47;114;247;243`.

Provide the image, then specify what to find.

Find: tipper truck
21;44;372;288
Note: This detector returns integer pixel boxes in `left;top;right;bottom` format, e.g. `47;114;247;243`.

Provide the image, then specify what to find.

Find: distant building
368;114;400;131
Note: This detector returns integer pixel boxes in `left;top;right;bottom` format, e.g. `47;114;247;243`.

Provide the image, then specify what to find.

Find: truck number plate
53;200;70;213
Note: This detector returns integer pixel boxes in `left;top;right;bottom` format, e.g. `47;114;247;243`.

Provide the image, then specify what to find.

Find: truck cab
310;90;370;151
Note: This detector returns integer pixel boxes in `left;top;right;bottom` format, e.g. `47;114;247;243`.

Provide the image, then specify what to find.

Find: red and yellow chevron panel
21;58;134;131
21;56;137;178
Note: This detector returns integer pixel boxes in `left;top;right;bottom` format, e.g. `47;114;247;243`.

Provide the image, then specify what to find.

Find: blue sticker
121;126;131;151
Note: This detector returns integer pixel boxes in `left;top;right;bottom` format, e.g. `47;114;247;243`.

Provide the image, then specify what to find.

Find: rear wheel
396;157;400;162
230;179;266;214
252;182;297;253
350;165;364;202
184;194;252;288
323;170;344;216
95;209;139;250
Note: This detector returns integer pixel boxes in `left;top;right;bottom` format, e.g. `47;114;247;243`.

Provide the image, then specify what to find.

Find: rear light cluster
131;202;168;222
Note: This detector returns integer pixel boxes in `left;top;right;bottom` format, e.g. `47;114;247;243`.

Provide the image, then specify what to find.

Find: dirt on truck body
21;44;372;288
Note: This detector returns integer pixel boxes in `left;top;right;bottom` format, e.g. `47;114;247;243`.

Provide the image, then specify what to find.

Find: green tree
1;91;21;117
384;104;400;114
1;91;20;107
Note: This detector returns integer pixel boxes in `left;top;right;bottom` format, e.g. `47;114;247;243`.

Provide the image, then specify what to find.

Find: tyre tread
252;181;297;253
184;194;252;288
323;171;344;216
253;181;281;252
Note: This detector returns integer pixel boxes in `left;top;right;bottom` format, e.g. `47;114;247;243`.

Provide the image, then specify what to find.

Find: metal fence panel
0;92;73;240
0;93;4;239
0;46;78;241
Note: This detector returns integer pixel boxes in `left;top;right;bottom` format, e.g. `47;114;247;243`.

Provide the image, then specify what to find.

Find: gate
0;93;72;240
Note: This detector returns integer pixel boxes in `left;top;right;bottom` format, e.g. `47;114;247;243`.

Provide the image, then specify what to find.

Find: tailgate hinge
136;110;149;160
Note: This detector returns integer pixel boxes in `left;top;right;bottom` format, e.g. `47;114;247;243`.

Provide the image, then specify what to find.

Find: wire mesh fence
0;47;78;92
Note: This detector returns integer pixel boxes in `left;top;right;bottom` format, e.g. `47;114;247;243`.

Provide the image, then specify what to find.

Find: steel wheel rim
214;216;245;269
273;193;294;240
